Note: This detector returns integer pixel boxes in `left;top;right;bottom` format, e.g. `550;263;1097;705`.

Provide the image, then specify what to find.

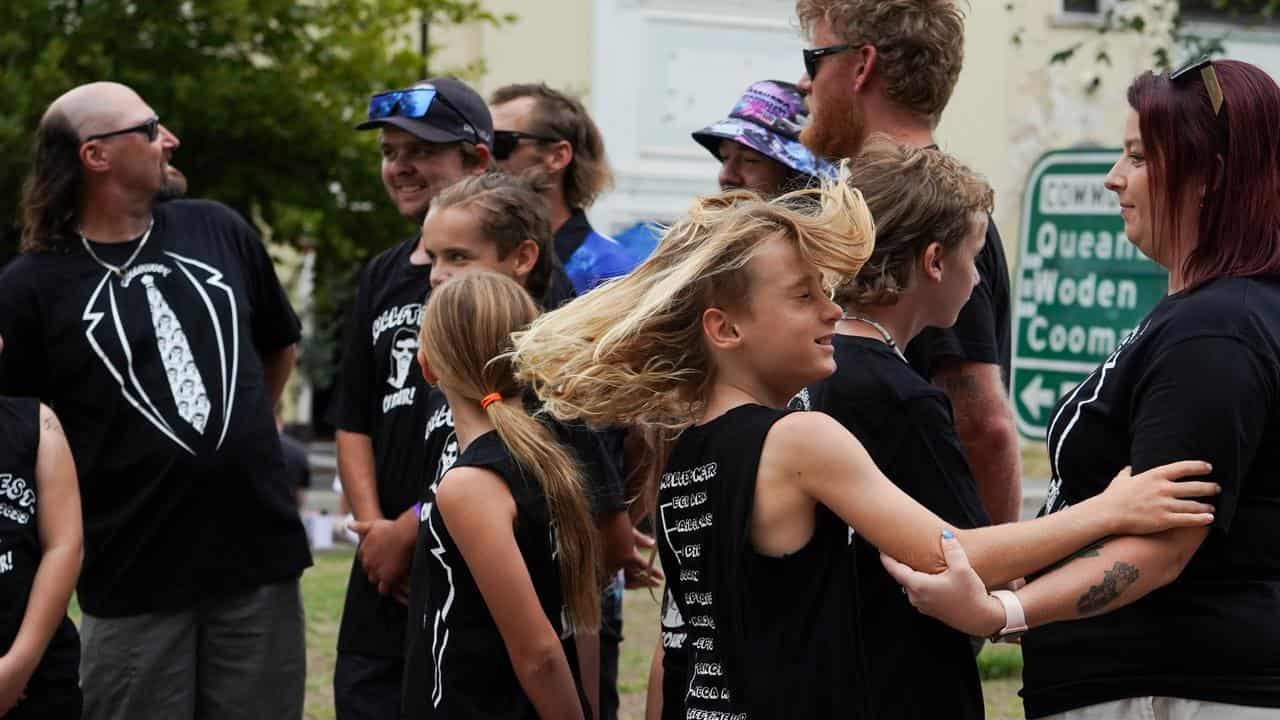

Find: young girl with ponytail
513;168;1219;719
411;271;600;719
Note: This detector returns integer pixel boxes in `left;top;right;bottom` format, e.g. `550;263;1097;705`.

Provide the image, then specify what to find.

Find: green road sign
1011;149;1167;441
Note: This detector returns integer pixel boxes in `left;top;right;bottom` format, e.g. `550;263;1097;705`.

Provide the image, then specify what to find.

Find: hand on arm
0;407;83;715
885;526;1208;635
772;413;1215;586
933;359;1022;525
953;461;1216;587
438;467;584;720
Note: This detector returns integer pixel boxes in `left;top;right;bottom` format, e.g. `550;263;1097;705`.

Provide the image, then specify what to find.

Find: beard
800;90;868;163
156;166;188;202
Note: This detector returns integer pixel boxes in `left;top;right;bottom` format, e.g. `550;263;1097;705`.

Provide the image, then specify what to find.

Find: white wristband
990;589;1028;641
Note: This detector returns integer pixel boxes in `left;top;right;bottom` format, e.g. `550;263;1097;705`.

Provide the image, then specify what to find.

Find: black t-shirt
0;200;310;617
802;336;989;719
404;430;585;719
906;217;1012;386
332;236;432;657
403;388;624;718
657;404;861;719
1021;276;1280;717
0;397;80;696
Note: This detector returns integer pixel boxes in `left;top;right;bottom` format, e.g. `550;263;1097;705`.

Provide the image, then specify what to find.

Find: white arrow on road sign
1020;374;1057;420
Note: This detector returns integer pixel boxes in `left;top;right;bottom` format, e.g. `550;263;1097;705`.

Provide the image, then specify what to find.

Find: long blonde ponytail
419;272;601;632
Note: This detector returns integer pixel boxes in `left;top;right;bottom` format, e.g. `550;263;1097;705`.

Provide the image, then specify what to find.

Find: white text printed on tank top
659;461;751;719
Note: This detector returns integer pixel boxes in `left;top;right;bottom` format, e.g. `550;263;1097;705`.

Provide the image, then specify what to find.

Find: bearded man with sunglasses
795;1;1020;539
489;83;638;295
788;2;1017;719
331;76;498;720
0;81;310;719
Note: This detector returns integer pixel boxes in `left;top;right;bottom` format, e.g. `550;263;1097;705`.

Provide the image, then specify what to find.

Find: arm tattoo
935;371;981;404
1076;561;1139;615
41;411;64;438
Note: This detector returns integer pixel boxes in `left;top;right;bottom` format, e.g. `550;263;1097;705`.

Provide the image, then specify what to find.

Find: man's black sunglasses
84;117;160;143
1169;55;1224;116
803;44;854;80
492;130;560;161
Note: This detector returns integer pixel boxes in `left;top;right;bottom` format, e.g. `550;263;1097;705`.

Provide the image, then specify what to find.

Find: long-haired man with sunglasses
0;81;310;719
331;76;494;720
489;84;639;295
791;2;1017;719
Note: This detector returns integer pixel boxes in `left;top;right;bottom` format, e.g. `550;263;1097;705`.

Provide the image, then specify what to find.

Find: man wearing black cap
331;77;493;719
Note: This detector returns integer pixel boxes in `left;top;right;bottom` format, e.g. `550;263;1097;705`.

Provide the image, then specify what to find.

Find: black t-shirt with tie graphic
332;235;433;658
0;397;80;712
0;200;310;617
1022;277;1280;717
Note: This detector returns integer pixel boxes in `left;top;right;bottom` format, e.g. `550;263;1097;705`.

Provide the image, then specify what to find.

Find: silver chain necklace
841;313;908;363
80;219;154;278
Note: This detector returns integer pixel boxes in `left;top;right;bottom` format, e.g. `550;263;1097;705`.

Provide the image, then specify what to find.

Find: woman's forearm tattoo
1076;561;1139;615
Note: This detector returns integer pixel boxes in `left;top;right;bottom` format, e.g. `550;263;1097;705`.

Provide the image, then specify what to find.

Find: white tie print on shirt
82;253;240;455
142;275;211;433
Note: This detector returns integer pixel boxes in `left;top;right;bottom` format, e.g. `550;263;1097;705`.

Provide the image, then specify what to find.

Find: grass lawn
70;545;1025;719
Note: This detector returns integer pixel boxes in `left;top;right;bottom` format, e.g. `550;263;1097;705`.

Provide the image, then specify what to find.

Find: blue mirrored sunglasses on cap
366;86;479;143
367;87;440;120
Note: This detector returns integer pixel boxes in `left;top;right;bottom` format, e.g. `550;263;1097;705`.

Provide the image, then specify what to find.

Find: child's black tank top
655;403;862;719
408;429;586;719
0;397;80;709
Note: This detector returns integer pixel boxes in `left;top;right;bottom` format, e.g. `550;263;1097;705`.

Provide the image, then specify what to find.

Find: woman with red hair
889;59;1280;719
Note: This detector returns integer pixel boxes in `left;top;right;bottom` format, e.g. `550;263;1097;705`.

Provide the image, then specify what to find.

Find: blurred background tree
0;0;509;425
1010;0;1279;91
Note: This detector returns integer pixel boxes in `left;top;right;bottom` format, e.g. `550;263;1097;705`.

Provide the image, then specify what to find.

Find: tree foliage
0;0;509;386
1009;0;1279;91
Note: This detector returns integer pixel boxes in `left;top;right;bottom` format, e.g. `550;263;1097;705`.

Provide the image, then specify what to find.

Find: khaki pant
80;578;305;720
1044;697;1280;719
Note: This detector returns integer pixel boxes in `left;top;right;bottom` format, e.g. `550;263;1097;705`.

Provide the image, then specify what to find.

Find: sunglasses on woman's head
1169;56;1225;116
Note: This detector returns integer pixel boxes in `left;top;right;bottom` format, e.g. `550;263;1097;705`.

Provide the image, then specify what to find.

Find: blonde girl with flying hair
410;271;601;720
513;167;1219;719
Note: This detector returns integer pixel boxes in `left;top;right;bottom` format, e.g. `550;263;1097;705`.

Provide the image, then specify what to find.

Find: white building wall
429;1;1279;249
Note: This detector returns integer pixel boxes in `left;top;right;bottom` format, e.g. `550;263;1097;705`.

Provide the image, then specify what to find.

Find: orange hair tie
480;392;503;410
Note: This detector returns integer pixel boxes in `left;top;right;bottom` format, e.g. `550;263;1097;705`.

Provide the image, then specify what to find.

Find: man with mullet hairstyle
490;83;639;295
0;81;309;720
795;0;1022;528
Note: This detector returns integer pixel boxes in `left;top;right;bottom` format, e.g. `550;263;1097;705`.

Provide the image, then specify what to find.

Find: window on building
1058;0;1113;22
1062;0;1103;14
